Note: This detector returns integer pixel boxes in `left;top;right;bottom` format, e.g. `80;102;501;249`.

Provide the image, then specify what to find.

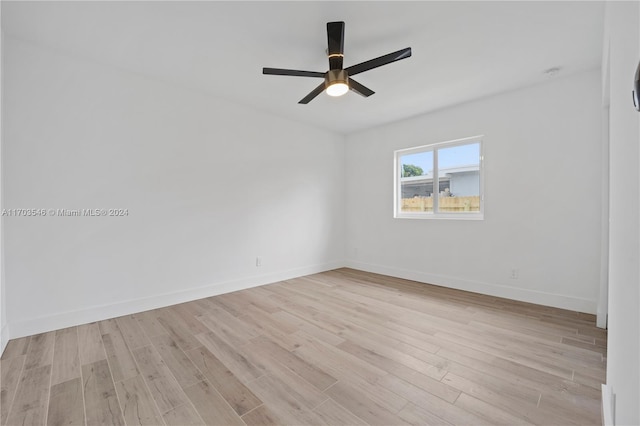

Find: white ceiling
2;1;604;134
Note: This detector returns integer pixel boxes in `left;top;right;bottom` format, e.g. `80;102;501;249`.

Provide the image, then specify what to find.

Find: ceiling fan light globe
326;82;349;97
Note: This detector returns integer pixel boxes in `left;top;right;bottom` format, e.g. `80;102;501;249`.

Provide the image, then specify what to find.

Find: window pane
399;151;434;213
437;142;481;212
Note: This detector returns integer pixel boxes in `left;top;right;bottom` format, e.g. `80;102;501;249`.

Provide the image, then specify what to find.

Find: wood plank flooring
0;268;606;425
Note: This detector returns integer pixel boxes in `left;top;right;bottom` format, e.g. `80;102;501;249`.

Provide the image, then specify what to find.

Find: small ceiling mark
544;67;562;78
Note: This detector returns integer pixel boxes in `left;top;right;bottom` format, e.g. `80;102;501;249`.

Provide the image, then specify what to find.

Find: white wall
3;37;345;338
345;69;603;313
605;2;640;425
0;4;6;355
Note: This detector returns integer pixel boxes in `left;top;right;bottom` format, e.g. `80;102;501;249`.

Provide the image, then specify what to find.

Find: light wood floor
1;268;606;426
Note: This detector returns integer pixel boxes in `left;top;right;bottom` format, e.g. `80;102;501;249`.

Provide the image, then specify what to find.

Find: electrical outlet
510;268;518;279
256;257;262;267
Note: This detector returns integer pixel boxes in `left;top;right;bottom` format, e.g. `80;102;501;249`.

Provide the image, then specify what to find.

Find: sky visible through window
401;142;480;175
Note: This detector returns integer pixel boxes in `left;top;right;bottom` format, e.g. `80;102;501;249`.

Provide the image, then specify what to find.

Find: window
394;136;483;219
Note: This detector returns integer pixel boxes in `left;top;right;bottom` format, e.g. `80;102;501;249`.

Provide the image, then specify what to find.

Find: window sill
394;213;484;220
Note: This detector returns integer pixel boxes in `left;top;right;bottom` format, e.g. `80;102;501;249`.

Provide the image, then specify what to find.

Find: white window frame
394;135;484;220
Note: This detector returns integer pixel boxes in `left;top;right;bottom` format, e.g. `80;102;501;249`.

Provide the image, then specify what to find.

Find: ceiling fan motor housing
325;69;348;88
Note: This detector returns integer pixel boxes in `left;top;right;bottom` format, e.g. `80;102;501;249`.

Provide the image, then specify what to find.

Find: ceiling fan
262;21;412;104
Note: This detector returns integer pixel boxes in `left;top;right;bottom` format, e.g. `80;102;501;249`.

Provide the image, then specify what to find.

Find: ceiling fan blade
345;47;412;76
263;68;325;78
349;78;375;97
327;21;345;70
298;82;326;104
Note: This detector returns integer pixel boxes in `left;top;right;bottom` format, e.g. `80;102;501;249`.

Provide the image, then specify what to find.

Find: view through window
395;137;483;218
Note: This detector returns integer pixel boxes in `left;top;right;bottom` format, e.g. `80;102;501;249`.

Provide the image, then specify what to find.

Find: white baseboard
8;260;345;339
345;260;597;314
0;323;8;356
6;258;598;339
596;309;608;329
601;384;614;426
